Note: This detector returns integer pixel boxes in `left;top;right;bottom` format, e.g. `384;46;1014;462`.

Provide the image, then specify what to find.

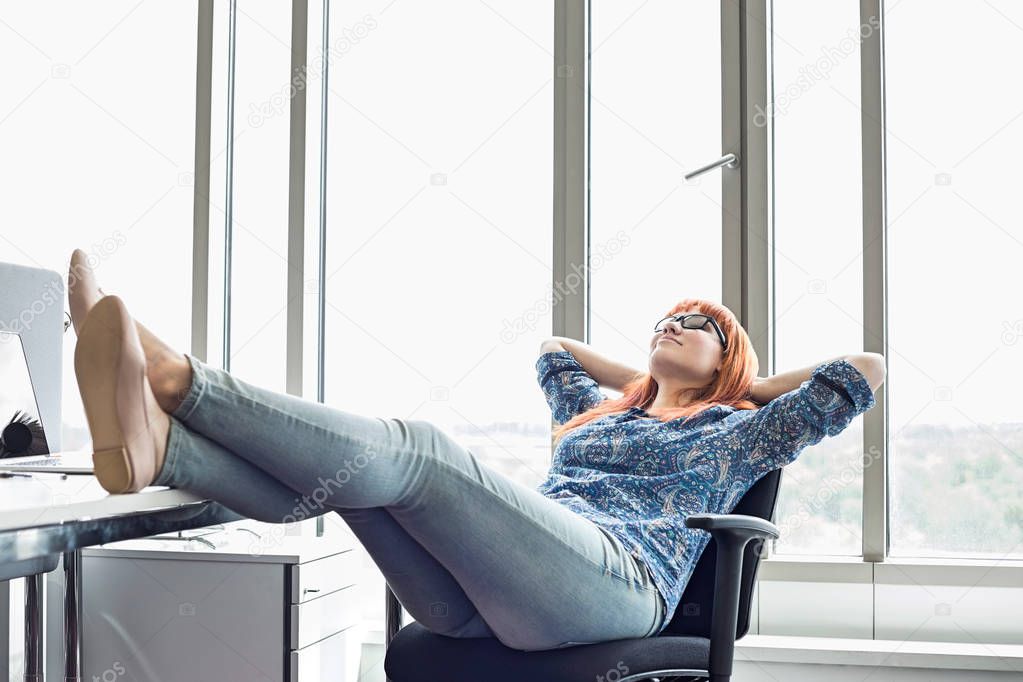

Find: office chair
383;467;783;682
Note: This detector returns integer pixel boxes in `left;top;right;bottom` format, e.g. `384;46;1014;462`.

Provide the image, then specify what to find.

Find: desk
0;472;243;681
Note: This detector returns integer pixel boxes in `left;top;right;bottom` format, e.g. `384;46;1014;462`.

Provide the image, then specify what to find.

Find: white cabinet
78;523;362;681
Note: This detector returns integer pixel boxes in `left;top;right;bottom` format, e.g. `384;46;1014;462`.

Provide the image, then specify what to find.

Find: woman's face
648;307;725;388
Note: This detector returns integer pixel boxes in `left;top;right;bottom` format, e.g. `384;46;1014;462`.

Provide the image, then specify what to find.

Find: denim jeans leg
335;507;495;639
153;417;327;524
168;355;663;650
154;417;494;638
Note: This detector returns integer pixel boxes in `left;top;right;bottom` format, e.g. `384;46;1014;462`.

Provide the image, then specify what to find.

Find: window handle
683;153;739;182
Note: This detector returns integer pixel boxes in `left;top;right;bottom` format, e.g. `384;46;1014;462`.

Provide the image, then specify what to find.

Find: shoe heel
92;446;135;494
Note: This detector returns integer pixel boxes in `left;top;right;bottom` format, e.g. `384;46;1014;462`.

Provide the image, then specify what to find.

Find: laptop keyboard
1;456;62;466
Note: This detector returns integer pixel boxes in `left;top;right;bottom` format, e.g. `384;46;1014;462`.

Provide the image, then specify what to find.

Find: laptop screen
0;331;50;458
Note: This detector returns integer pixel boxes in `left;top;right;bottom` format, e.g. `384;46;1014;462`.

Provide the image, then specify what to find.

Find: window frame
553;0;1022;644
185;0;1023;646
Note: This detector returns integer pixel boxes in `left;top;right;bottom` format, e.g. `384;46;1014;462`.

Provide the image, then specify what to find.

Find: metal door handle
683;153;739;181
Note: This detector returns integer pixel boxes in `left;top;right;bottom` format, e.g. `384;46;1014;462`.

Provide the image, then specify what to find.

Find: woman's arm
539;337;645;392
751;352;886;404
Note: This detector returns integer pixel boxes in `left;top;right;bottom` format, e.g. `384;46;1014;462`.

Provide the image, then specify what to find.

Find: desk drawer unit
80;528;362;681
287;548;362;681
290;584;359;650
291;627;359;682
290;548;359;604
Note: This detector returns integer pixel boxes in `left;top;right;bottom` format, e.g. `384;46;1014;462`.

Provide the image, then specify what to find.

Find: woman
67;249;884;652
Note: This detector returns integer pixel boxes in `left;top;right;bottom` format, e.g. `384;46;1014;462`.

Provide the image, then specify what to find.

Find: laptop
0;330;94;475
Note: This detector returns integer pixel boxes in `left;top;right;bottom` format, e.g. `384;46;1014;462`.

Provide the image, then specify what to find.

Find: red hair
552;299;761;445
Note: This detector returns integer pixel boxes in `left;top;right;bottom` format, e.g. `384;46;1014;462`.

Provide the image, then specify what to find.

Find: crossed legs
68;251;664;651
68;250;494;640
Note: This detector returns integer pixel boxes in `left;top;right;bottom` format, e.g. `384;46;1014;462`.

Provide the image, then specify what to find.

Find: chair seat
384;622;710;682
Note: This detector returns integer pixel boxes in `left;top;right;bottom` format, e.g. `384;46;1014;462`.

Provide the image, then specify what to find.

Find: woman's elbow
539;338;566;354
850;352;886;393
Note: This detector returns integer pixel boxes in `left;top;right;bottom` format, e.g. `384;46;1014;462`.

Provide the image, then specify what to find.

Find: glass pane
886;0;1023;559
0;1;197;450
224;0;293;391
770;1;866;556
319;0;553;624
589;0;722;371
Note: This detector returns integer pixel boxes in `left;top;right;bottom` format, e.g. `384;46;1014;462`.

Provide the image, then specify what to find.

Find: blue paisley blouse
534;350;877;635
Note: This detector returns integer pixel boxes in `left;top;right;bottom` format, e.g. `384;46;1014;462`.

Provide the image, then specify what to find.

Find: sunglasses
653;313;728;352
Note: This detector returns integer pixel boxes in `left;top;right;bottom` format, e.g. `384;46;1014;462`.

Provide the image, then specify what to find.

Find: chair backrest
661;467;784;638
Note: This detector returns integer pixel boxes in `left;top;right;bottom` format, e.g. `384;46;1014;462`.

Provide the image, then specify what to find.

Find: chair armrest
684;513;779;539
684;513;779;679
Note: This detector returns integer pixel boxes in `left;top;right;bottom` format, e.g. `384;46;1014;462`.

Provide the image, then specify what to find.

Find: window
588;0;722;369
771;1;867;555
0;1;198;450
885;0;1023;559
5;0;1021;655
221;0;294;392
315;0;554;628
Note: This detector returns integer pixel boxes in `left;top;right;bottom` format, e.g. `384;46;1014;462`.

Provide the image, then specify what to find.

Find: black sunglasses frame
653;313;728;352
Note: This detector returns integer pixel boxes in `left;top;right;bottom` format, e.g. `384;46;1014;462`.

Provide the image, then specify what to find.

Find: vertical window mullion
859;0;888;567
192;0;214;363
313;0;330;537
722;0;772;372
221;0;238;372
551;0;588;462
741;0;772;374
724;0;771;550
286;0;309;399
553;0;588;345
316;0;330;407
721;0;742;324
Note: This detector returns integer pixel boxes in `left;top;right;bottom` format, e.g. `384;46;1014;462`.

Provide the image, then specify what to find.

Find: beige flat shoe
74;295;167;494
67;248;106;337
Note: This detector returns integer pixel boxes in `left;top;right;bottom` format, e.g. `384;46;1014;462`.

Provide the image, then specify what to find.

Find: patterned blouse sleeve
738;358;877;476
535;350;608;425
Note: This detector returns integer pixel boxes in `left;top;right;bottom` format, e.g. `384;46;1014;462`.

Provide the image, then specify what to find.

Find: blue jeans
151;354;666;651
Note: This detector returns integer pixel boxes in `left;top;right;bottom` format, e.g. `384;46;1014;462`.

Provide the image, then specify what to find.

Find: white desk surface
0;472;362;571
0;473;207;533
